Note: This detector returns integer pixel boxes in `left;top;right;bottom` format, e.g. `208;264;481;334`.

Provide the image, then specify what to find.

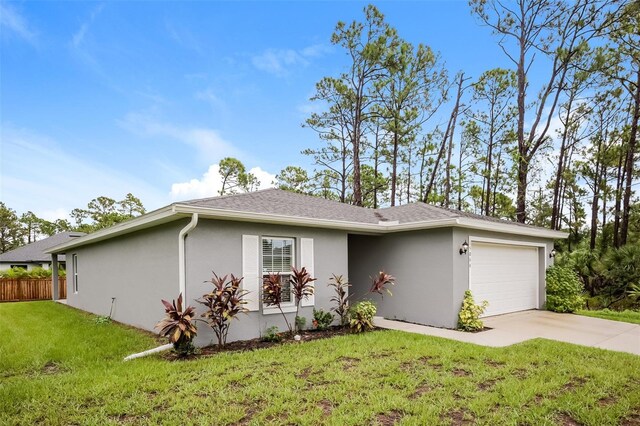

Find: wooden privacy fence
0;278;66;302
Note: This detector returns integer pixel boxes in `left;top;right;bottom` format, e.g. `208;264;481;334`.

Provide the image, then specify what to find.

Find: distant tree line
264;2;638;253
0;194;146;254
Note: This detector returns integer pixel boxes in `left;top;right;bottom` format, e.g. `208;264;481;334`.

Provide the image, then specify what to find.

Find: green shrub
0;266;66;279
295;315;307;332
261;326;281;343
94;315;111;325
349;301;376;333
312;308;334;331
546;265;585;313
602;245;640;294
557;248;605;296
457;290;488;332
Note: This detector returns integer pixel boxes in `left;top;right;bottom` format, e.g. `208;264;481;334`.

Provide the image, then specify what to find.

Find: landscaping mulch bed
164;326;381;360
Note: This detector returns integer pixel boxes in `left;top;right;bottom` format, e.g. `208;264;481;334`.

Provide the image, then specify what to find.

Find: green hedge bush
0;266;66;279
546;265;584;313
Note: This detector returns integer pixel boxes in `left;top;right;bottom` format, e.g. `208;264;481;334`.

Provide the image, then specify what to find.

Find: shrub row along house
46;189;566;346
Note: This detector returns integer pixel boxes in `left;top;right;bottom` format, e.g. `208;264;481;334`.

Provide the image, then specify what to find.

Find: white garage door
469;242;539;317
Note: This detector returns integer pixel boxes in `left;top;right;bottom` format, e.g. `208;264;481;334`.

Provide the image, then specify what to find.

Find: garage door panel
469;242;539;317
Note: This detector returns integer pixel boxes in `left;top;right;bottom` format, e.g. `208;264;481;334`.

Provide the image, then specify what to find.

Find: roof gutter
44;202;568;256
173;204;568;239
178;213;198;301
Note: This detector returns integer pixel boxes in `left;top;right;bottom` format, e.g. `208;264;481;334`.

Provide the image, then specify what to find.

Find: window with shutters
262;237;294;304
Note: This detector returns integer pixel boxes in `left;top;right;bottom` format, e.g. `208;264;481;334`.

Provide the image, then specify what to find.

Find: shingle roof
0;232;86;263
179;188;541;230
180;189;381;224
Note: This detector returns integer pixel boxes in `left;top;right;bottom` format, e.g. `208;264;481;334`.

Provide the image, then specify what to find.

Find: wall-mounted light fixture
459;240;469;255
549;248;557;258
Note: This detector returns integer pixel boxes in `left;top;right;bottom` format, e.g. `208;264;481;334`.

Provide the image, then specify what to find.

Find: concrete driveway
375;310;640;356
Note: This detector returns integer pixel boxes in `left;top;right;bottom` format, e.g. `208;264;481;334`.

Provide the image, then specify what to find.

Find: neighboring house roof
0;231;86;263
47;189;567;254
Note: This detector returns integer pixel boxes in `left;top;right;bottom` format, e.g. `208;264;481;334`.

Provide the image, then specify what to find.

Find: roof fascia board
45;206;179;253
455;217;568;239
172;204;383;233
45;202;568;254
174;205;568;238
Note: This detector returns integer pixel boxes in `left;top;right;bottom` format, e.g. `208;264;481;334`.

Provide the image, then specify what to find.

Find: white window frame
261;236;296;314
72;254;78;294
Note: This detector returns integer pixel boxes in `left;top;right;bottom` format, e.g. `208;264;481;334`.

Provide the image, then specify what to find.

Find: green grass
577;308;640;325
1;302;639;425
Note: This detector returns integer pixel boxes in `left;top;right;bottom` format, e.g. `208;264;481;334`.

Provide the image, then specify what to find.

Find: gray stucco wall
186;220;349;346
67;218;348;346
350;226;556;329
66;220;186;331
349;228;456;328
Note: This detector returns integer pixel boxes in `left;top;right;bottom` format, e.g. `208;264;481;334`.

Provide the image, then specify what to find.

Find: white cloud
252;43;331;77
249;166;277;189
195;88;227;113
71;4;104;48
39;208;71;222
0;2;36;44
0;124;168;220
300;43;333;58
165;21;204;55
119;112;240;163
170;164;276;200
252;49;307;77
297;102;324;116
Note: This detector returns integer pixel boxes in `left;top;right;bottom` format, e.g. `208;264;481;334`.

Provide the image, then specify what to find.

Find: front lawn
577;308;640;325
1;302;639;425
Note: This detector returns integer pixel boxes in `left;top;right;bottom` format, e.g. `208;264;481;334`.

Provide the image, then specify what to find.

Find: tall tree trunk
443;73;465;208
551;93;576;230
352;81;365;206
372;123;382;209
602;186;607;248
613;149;625;248
406;144;412;204
458;137;464;210
390;129;399;206
491;148;503;216
484;131;495;216
424;116;454;203
620;68;640;246
515;21;528;223
516;151;529;223
590;148;602;250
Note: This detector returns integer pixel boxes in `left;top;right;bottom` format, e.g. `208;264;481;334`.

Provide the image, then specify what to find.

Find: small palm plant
370;271;396;298
329;274;351;327
263;273;293;335
290;266;316;333
198;272;250;348
155;293;198;356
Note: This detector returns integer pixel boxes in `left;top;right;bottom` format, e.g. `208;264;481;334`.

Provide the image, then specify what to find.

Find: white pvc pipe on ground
123;343;173;361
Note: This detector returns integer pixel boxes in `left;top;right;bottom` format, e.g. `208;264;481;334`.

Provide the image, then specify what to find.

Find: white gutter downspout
124;213;199;362
178;213;199;300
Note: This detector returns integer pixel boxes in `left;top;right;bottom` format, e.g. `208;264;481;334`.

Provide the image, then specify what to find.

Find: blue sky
1;0;514;220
